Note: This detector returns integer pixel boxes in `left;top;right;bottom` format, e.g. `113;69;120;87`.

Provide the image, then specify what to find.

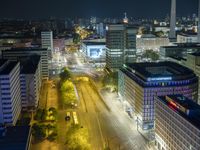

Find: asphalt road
76;80;148;150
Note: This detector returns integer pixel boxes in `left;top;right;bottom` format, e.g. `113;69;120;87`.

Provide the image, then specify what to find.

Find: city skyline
0;0;198;19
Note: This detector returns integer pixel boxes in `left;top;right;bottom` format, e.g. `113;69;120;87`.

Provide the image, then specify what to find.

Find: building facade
81;42;106;62
159;43;200;59
106;24;137;70
177;33;197;43
41;31;53;58
0;60;21;125
155;95;200;150
118;62;198;130
20;56;41;110
136;34;169;51
2;48;48;79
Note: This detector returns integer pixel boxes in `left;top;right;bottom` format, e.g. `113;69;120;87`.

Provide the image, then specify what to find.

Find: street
76;79;149;150
31;50;153;150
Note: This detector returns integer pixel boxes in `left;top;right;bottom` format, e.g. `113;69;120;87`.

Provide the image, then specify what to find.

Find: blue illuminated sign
147;77;172;81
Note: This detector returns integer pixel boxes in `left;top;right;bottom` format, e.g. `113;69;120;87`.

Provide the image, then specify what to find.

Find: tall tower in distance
169;0;176;41
198;0;200;43
123;12;129;24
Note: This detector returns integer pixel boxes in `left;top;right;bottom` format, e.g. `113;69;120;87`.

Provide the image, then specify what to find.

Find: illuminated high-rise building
0;60;21;126
118;62;198;130
41;31;53;58
155;95;200;150
106;24;137;70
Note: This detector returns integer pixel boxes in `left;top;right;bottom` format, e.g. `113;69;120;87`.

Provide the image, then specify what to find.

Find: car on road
65;112;71;121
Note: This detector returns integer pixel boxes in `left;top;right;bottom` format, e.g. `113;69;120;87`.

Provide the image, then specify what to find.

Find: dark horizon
0;0;198;20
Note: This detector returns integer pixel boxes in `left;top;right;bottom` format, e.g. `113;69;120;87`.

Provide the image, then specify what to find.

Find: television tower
123;12;129;24
169;0;176;40
198;0;200;43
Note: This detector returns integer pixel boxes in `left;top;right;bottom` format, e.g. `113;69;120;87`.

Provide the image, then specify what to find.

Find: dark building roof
120;61;197;87
20;55;40;74
190;51;200;57
157;95;200;130
0;59;7;67
161;43;200;49
83;42;106;46
0;126;31;150
178;32;197;37
0;60;19;75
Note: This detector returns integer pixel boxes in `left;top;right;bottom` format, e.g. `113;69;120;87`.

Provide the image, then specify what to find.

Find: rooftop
0;126;31;150
122;61;194;82
3;47;47;52
141;34;156;38
190;51;200;57
0;60;19;75
0;59;7;67
178;32;197;37
20;55;40;74
83;41;106;46
157;95;200;130
161;43;200;49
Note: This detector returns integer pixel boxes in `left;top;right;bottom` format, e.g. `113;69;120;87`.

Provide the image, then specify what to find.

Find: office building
41;31;53;58
155;95;200;150
2;48;48;79
159;43;200;59
169;52;200;104
96;23;105;37
20;56;41;110
136;34;169;51
177;33;197;43
81;42;106;62
106;24;137;70
0;60;21;125
118;62;198;130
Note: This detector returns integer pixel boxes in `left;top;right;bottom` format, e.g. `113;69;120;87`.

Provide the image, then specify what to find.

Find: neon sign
147;77;172;81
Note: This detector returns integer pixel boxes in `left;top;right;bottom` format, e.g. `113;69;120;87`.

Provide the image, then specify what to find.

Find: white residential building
0;60;21;125
41;31;53;58
20;56;41;110
2;48;48;79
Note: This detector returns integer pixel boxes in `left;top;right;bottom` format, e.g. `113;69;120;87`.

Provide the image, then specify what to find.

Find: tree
142;50;159;61
73;33;80;44
60;80;77;106
66;125;91;150
102;72;118;92
34;108;43;121
41;109;47;121
60;67;71;82
32;123;46;141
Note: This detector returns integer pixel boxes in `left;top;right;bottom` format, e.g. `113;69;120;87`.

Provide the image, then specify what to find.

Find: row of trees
32;123;57;141
34;107;57;122
142;50;159;61
66;125;91;150
60;80;77;106
59;67;77;106
32;107;58;142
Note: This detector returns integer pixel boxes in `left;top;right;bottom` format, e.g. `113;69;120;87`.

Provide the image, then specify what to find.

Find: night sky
0;0;198;19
